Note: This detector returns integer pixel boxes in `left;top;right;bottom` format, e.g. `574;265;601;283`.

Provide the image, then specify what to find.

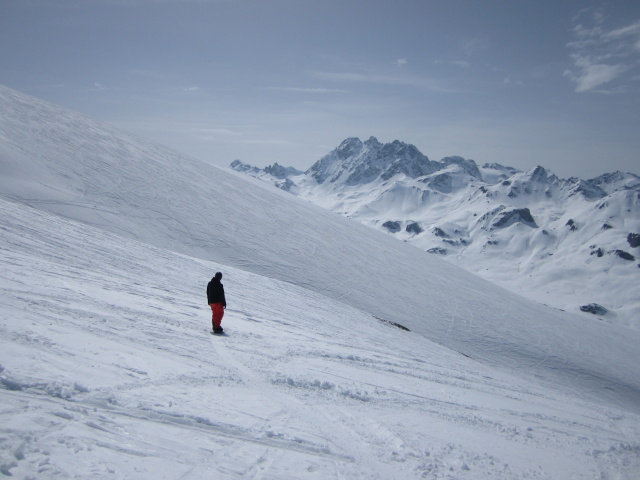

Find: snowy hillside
2;85;640;478
4;198;640;479
231;137;640;329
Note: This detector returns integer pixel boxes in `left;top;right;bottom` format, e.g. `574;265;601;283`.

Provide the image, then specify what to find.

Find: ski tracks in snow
207;311;403;479
204;306;640;480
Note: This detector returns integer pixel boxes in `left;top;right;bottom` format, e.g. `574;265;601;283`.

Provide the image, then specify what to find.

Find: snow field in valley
2;199;640;479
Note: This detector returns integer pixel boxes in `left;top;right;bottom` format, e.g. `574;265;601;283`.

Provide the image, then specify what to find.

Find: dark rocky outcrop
428;173;454;193
375;316;411;331
406;222;423;234
492;208;538;229
276;178;296;192
628;233;640;248
580;303;608;316
611;250;635;261
432;227;449;238
382;221;401;233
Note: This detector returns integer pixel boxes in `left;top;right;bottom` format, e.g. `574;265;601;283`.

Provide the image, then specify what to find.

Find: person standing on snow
207;272;226;334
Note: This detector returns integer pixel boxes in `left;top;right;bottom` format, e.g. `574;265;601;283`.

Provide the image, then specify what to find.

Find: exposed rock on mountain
432;227;449;238
264;162;303;179
492;208;538;229
305;137;439;186
612;250;636;261
382;221;401;233
230;159;258;173
580;303;608;316
406;222;423;234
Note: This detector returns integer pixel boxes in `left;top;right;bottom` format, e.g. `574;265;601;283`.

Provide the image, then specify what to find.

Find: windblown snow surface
1;85;640;479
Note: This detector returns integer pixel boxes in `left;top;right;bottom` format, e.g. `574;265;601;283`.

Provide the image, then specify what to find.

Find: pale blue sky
2;0;639;178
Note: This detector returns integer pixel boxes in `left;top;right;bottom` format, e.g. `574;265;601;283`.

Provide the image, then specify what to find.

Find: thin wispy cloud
261;86;348;94
308;70;460;94
193;127;240;137
565;10;640;93
606;19;640;48
434;59;471;68
85;83;111;93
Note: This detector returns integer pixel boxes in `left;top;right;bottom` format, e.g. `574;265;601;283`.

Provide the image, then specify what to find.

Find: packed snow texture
2;85;640;478
232;137;640;330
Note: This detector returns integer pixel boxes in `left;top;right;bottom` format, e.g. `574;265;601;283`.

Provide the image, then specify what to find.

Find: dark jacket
207;278;226;306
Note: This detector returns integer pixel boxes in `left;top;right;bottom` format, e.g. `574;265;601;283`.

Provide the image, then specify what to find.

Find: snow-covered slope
1;84;640;411
1;85;640;477
3;197;640;479
232;137;640;329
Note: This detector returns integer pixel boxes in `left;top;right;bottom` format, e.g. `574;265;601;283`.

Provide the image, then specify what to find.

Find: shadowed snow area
1;85;640;478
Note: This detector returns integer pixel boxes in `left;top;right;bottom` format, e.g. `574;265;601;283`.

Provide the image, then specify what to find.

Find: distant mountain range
231;136;640;328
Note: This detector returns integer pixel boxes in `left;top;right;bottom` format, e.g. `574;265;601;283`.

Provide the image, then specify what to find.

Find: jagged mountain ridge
231;137;640;329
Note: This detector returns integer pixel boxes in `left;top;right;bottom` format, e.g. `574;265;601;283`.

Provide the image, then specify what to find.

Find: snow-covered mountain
231;136;640;329
2;85;640;478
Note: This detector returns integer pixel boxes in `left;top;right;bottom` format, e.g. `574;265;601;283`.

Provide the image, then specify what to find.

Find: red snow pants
209;303;225;329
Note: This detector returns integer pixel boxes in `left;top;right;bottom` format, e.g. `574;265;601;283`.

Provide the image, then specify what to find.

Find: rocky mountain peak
335;137;365;158
529;165;551;181
441;156;482;179
263;163;303;179
306;137;438;186
364;136;382;147
230;159;259;174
